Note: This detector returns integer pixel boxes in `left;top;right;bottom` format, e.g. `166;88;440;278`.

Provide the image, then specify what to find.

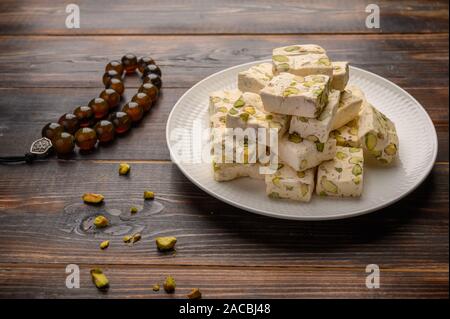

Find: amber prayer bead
105;60;124;75
142;64;161;77
138;83;159;102
143;73;162;89
88;98;109;119
73;106;94;128
75;127;97;151
122;102;144;123
94;120;115;143
109;112;131;134
53;132;75;155
121;54;138;74
58;113;79;135
131;92;152;112
42;122;64;142
107;78;125;95
99;89;121;108
137;56;155;73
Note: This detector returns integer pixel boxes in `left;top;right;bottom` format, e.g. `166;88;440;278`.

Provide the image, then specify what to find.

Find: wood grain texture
0;264;447;298
0;0;448;35
0;87;447;161
0;34;448;90
0;162;447;266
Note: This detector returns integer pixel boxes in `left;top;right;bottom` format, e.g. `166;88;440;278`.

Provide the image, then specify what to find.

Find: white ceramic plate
166;60;438;220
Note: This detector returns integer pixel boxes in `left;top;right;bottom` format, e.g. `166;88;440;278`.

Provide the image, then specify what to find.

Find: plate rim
165;60;438;221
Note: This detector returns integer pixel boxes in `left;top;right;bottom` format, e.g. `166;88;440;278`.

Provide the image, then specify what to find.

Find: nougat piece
358;103;399;165
272;44;333;76
316;146;364;197
209;89;242;118
238;63;273;94
260;73;331;118
331;61;349;91
330;119;360;147
225;92;289;141
289;90;341;143
278;133;336;172
265;163;315;202
213;160;263;182
331;87;363;130
211;138;263;182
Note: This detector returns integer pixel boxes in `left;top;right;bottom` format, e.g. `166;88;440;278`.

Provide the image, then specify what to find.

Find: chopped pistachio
322;178;338;194
352;164;363;176
123;235;132;243
233;98;245;108
316;142;325;152
90;268;109;289
130;206;138;214
82;193;104;205
365;133;378;150
297;171;305;178
288;132;302;143
163;275;176;293
349;157;363;164
187;288;202;300
124;233;141;244
336;151;348;160
384;143;397;155
99;240;110;250
144;191;155;200
94;215;109;228
156;236;177;251
268;192;280;199
273;55;289;62
118;163;130;175
300;184;309;197
152;284;160;292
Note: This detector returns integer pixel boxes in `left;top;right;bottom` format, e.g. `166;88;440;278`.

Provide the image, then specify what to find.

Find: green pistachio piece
297;171;305;178
283;87;300;97
307;135;318;142
353;176;362;185
349;157;363;164
284;46;300;52
210;96;221;103
352;164;363;176
233;98;245;108
335;167;343;173
321;178;338;194
288;133;302;143
217;106;228;113
316;142;325;152
277;63;290;71
228;108;238;115
90;268;109;289
265;114;273;120
240;113;250;122
336;151;348;160
268;192;280;199
300;184;309;197
349;147;360;153
299;116;309;123
365;133;378;150
273;55;289;62
244;106;256;115
384;143;397;156
272;176;282;187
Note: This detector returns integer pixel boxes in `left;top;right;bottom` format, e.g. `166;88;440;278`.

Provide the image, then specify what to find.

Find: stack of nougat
209;44;399;202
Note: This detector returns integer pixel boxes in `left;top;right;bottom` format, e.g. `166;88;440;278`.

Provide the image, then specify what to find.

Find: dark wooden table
0;0;448;298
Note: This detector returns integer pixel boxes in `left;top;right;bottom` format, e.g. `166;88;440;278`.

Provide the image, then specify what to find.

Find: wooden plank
0;264;447;298
0;161;447;268
0;34;447;90
0;0;448;35
0;87;447;161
